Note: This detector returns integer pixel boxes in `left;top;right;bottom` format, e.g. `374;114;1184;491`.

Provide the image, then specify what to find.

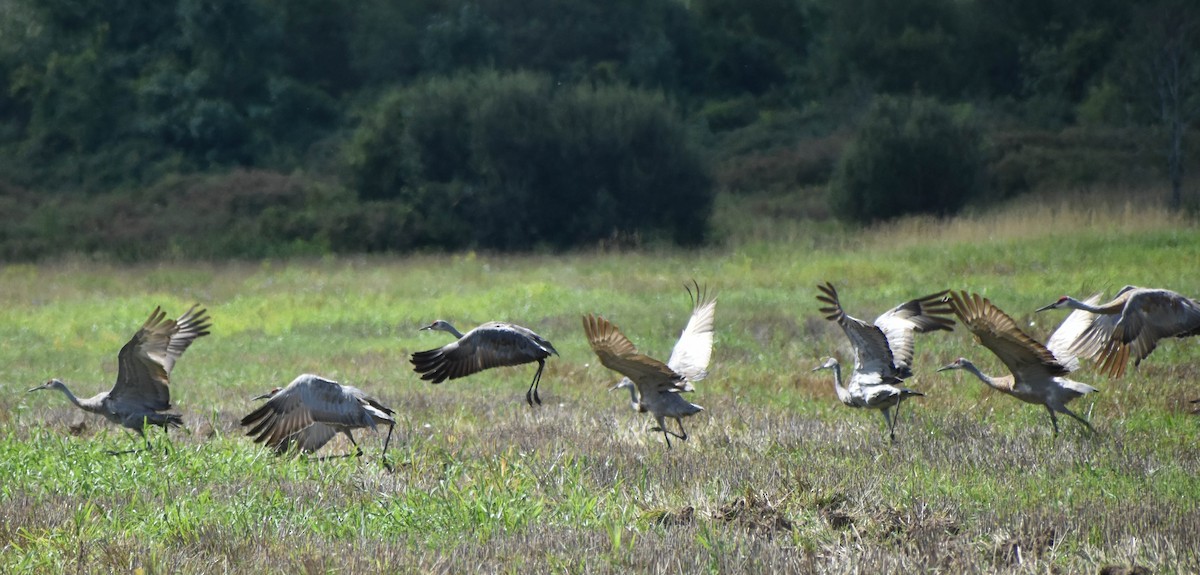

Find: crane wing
582;314;689;395
1044;292;1101;371
241;374;386;453
873;289;954;374
666;281;717;383
948;291;1070;384
410;322;556;383
110;305;211;411
816;282;904;382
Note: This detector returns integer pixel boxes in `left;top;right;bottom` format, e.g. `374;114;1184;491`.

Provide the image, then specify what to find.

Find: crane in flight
814;282;953;440
28;305;211;454
1037;286;1200;378
410;320;558;406
584;281;716;448
241;374;396;464
940;290;1100;435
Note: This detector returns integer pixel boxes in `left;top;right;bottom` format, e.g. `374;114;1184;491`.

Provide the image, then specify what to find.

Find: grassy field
2;195;1199;573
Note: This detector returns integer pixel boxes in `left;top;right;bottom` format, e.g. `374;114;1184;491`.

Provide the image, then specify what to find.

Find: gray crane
410;320;558;406
594;282;716;447
241;373;396;462
940;290;1100;435
814;282;953;440
812;356;924;440
27;305;211;454
1036;286;1200;378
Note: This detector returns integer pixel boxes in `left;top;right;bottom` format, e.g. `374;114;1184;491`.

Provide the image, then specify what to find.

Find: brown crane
940;290;1100;435
27;305;211;454
241;374;396;462
1037;286;1200;377
592;282;716;448
410;320;558;406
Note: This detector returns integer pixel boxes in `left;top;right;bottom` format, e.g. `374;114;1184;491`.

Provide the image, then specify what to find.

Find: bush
345;71;713;250
829;95;984;223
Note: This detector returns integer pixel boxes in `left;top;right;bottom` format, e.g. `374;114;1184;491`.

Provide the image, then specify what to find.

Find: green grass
2;198;1199;573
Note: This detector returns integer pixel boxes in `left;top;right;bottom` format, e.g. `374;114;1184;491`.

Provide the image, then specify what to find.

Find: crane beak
27;382;50;392
936;363;956;372
251;391;273;401
1034;302;1057;312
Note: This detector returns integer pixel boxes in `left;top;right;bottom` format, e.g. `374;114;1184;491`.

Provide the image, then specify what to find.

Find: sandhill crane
812;357;924;440
410;320;558;406
1036;286;1200;378
592;282;715;448
241;374;396;462
814;282;953;440
27;305;211;454
940;290;1099;435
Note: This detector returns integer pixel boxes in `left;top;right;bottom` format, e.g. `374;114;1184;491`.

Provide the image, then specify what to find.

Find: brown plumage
241;374;395;460
583;312;702;448
410;320;558;406
1037;286;1200;377
28;305;211;454
940;291;1098;435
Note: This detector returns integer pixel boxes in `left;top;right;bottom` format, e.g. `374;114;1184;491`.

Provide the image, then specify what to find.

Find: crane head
251;387;282;401
936;358;971;372
420;320;454;333
811;357;839;372
28;378;65;393
1035;296;1072;312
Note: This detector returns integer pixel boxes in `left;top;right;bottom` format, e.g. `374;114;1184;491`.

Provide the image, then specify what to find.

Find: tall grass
1;197;1198;573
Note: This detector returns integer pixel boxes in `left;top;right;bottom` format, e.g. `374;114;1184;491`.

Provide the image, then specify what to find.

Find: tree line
0;0;1196;259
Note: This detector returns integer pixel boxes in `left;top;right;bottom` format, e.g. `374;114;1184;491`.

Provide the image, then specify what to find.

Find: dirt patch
1098;566;1150;575
712;492;794;534
993;527;1056;567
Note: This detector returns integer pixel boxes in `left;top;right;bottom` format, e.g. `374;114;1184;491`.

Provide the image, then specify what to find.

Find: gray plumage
410;320;558;406
583;283;715;448
1037;286;1200;377
241;374;396;459
816;282;954;388
942;290;1099;435
812;356;924;440
28;305;211;454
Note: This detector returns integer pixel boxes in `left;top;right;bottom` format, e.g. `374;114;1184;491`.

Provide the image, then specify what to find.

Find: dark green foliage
345;71;712;251
829;95;984;223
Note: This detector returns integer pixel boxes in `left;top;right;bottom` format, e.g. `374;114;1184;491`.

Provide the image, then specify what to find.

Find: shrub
829;95;984;223
345;70;713;250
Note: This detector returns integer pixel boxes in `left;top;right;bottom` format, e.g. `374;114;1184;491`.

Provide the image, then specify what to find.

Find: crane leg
526;360;545;407
1059;406;1095;434
880;408;895;442
1045;406;1061;436
674;418;690;441
381;423;395;471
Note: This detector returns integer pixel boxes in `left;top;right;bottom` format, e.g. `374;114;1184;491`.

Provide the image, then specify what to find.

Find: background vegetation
2;199;1198;573
2;0;1200;258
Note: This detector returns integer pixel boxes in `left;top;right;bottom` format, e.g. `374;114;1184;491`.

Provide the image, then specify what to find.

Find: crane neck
958;361;1001;391
828;363;852;404
51;382;100;413
443;324;466;339
1068;297;1123;315
617;379;640;410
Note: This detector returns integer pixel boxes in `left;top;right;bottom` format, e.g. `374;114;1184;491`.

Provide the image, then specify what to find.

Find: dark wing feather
816;282;905;380
240;374;386;454
110;305;211;410
582;314;688;396
410;322;554;383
